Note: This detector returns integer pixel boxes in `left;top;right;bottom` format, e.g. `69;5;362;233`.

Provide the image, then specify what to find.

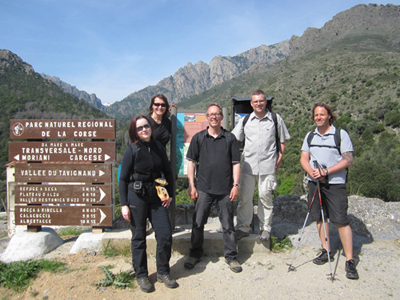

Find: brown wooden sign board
14;163;112;183
14;184;112;205
10;119;115;140
9;141;116;162
15;205;113;226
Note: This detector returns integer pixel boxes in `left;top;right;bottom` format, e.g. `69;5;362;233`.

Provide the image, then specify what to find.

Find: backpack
242;112;282;154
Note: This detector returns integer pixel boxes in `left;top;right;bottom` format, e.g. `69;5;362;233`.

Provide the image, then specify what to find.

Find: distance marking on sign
14;184;112;204
15;205;113;226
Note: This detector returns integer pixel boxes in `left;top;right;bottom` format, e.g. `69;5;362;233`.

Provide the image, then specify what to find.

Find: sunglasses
153;103;167;107
137;123;151;132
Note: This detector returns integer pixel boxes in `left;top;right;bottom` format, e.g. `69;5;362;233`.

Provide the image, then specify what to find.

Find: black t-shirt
149;115;171;147
186;128;240;195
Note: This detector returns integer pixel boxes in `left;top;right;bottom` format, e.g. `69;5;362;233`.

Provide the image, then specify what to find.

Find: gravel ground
1;234;399;299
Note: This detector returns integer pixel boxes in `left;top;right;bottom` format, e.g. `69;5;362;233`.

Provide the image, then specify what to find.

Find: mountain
0;49;109;184
104;41;290;119
41;74;105;110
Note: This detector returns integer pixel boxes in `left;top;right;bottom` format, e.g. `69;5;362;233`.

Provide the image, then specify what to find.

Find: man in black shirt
184;103;242;273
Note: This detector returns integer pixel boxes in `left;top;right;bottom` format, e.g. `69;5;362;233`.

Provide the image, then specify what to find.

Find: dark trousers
128;190;172;278
189;191;238;261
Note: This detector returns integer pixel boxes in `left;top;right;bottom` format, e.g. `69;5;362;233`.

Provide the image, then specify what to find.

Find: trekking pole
287;182;319;272
313;160;334;281
332;247;342;281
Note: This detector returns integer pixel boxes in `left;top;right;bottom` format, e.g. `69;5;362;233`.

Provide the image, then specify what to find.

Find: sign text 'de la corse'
14;184;112;205
15;206;113;226
10;119;115;140
14;163;112;183
9;142;116;162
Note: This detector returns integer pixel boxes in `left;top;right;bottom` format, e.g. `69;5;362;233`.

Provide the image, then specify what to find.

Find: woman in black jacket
119;115;178;293
148;94;171;147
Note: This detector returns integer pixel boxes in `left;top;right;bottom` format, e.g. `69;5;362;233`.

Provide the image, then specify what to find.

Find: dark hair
128;115;154;144
251;89;266;98
149;94;170;118
207;103;223;116
312;103;337;125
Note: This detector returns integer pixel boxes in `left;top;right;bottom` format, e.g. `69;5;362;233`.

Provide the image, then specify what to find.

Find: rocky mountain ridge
40;74;105;110
105;41;290;119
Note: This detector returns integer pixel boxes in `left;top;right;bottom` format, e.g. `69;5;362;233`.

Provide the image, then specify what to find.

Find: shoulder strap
307;129;342;154
196;129;207;150
271;112;282;154
242;114;251;128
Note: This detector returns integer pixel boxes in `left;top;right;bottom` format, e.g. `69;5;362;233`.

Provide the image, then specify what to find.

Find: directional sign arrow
105;154;110;161
14;154;20;161
99;188;106;202
99;209;106;224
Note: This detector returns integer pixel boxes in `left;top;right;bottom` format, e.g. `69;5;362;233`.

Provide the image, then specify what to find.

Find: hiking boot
225;259;243;273
345;259;359;280
157;273;179;288
137;276;154;293
259;230;270;241
184;256;200;269
236;230;249;240
313;249;335;265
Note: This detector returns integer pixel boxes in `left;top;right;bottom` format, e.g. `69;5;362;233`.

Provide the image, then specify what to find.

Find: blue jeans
189;191;238;261
128;190;172;278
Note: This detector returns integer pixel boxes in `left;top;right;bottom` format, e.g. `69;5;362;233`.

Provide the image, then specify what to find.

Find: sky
1;1;400;105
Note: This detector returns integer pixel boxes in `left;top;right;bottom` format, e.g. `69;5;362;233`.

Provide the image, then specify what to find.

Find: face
152;97;167;116
314;106;331;127
136;118;152;142
250;94;266;114
206;105;223;128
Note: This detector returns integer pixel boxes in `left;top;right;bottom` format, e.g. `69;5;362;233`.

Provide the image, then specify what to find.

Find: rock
0;227;63;263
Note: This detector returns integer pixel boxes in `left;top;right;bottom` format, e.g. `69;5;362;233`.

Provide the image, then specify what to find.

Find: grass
103;240;131;257
270;236;293;252
0;259;66;293
56;226;90;238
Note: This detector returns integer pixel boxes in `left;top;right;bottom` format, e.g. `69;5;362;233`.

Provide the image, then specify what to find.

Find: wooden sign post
9;119;115;233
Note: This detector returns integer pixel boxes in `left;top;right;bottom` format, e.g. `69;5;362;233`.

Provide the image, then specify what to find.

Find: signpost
14;184;112;205
8;119;115;233
15;206;113;226
9;141;116;162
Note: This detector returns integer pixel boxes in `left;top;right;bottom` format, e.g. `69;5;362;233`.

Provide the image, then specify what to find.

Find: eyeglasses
206;113;222;118
137;123;151;132
153;103;167;107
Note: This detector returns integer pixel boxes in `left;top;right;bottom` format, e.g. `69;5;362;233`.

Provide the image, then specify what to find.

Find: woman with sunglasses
148;94;171;147
119;115;178;293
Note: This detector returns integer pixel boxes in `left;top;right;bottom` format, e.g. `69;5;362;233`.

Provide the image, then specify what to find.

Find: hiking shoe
157;273;179;288
137;276;154;293
345;259;359;280
259;230;270;241
225;259;243;273
236;230;249;240
184;256;200;269
313;249;335;265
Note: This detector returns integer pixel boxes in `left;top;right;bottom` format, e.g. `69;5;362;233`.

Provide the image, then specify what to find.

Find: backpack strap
307;129;341;154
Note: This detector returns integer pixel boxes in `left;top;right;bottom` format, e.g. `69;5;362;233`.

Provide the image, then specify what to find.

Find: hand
188;186;198;201
162;197;173;208
121;205;131;222
230;186;239;201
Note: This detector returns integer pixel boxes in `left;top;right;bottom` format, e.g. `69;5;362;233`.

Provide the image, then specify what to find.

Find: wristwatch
325;168;329;176
233;184;240;188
